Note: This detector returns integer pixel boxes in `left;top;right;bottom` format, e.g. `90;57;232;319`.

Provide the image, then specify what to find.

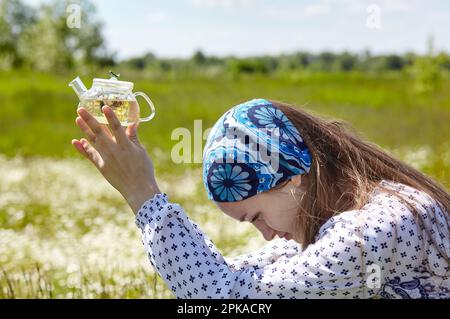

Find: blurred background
0;0;449;298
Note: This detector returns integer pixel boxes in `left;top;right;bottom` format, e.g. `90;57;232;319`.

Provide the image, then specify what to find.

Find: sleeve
135;193;379;299
223;239;302;272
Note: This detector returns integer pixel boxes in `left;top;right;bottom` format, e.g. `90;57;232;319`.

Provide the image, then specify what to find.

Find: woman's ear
290;175;302;187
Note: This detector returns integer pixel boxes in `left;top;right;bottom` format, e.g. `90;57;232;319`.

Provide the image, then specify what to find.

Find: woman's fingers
72;137;105;169
72;139;89;157
126;121;140;144
80;138;105;168
102;106;128;144
77;107;107;138
75;116;96;143
100;124;113;138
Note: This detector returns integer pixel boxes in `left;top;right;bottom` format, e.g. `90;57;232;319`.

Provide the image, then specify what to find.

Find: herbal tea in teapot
79;97;139;125
69;73;155;126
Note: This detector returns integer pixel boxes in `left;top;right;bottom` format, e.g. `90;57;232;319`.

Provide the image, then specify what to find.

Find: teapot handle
134;92;156;122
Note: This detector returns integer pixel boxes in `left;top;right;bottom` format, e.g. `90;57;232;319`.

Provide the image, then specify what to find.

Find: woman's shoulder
370;179;448;219
372;179;444;205
317;179;447;239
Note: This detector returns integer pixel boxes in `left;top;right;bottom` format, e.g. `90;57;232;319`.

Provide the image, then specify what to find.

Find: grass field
0;70;449;298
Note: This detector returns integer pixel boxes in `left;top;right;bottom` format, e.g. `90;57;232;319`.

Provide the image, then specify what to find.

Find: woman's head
202;98;312;202
202;98;313;243
203;98;450;247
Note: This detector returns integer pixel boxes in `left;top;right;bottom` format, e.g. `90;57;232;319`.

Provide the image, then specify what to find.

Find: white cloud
261;4;331;20
191;0;258;9
339;0;418;14
373;0;417;13
146;11;171;23
304;3;331;16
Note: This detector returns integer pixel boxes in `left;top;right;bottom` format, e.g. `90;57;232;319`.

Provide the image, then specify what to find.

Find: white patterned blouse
135;180;449;299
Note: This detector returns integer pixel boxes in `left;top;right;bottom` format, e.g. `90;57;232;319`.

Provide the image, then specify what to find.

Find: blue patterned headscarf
202;98;312;202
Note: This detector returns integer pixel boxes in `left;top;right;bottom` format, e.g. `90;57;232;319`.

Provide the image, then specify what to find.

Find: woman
72;98;449;299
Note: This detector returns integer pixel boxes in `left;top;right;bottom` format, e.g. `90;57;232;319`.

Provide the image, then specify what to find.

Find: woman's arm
223;239;302;272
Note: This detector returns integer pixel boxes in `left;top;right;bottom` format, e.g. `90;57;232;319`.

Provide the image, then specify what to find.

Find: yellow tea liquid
80;98;139;125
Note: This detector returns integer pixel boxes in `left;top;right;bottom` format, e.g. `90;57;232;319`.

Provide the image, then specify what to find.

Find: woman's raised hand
72;106;161;214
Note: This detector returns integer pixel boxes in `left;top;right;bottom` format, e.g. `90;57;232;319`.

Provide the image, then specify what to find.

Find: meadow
0;70;449;298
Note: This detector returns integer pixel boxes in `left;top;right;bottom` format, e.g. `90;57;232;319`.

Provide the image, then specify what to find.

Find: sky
23;0;450;60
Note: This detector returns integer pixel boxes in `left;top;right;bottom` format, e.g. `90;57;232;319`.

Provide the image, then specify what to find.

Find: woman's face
215;175;305;242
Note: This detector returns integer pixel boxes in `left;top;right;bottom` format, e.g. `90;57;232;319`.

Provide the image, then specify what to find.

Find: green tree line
119;49;450;77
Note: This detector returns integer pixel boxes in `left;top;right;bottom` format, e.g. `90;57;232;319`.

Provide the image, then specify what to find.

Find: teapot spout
69;77;87;99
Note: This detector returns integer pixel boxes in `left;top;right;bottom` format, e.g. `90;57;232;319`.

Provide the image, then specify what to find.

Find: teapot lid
93;72;133;90
93;77;134;90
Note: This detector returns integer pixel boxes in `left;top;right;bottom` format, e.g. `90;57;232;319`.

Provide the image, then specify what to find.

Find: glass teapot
69;72;155;126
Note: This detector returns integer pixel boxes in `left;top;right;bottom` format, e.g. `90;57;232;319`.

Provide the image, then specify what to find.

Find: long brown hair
270;100;450;250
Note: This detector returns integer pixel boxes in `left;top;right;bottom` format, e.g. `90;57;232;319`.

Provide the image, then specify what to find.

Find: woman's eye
251;213;262;223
